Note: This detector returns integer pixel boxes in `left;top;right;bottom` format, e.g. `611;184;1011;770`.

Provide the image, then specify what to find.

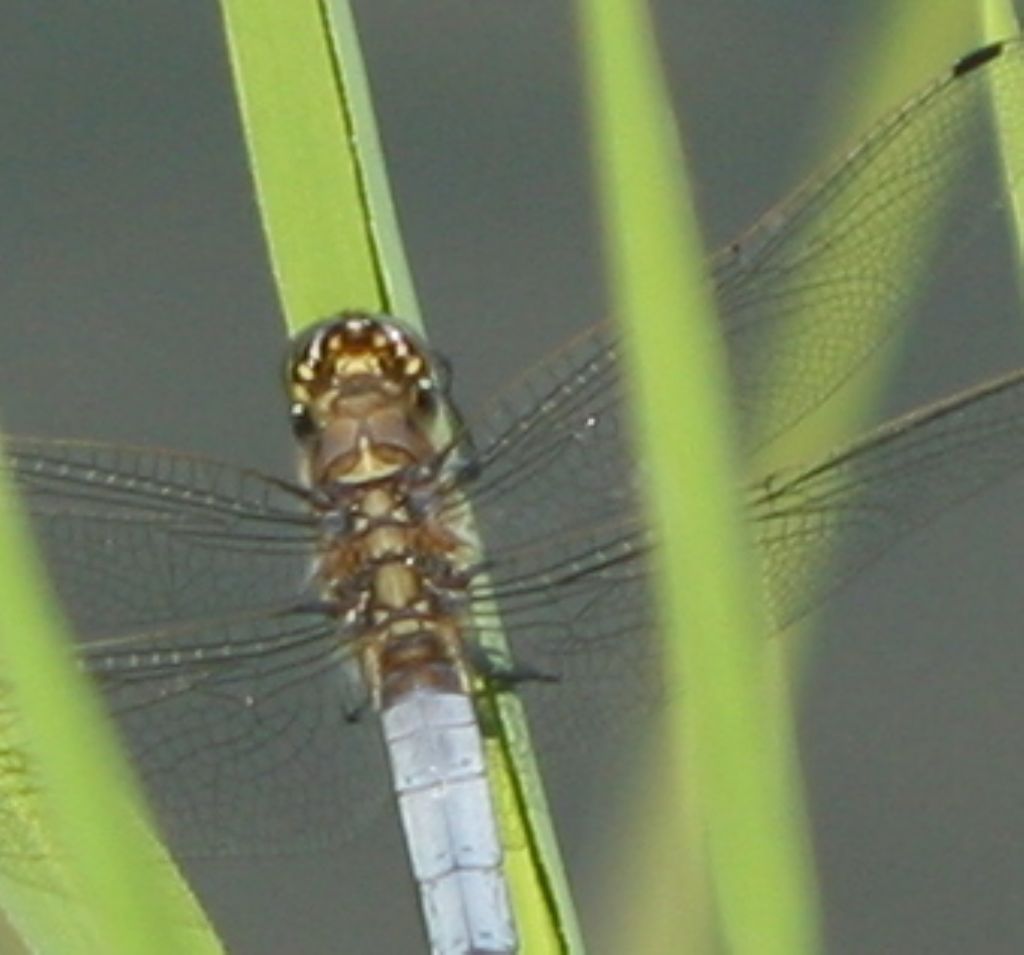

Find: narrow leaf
0;451;221;954
218;1;579;949
982;0;1024;294
576;2;820;953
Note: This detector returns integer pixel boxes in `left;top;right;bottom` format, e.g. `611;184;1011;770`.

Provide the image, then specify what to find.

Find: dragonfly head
285;313;445;485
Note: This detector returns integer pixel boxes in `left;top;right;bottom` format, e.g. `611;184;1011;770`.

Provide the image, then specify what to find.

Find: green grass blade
218;2;579;949
983;0;1021;37
575;2;820;953
0;449;221;954
218;0;378;325
322;0;419;319
981;0;1024;294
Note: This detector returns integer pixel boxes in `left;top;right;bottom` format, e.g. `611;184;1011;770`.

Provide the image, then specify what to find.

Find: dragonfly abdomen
383;684;517;955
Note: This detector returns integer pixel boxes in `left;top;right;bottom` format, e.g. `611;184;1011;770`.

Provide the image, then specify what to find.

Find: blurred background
0;0;1023;952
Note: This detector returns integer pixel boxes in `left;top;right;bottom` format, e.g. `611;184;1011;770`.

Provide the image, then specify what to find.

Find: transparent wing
459;39;1024;521
3;438;318;635
80;609;388;856
712;39;1023;447
0;439;389;855
461;365;1024;754
448;37;1024;755
750;365;1024;627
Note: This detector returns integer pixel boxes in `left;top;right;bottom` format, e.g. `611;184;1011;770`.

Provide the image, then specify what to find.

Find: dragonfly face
286;315;445;486
3;34;1024;955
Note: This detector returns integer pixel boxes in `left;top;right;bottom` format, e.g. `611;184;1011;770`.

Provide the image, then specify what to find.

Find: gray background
1;1;1023;952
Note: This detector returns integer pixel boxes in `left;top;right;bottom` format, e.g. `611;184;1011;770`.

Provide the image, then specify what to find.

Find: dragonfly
5;36;1024;955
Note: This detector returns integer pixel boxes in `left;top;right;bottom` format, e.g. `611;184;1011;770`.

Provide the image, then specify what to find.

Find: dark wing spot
952;40;1004;78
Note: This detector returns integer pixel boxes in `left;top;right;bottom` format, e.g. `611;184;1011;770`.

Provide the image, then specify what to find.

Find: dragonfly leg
287;597;344;617
469;643;561;691
343;693;373;724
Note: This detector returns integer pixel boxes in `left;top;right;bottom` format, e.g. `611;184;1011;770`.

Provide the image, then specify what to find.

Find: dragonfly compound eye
284;312;440;427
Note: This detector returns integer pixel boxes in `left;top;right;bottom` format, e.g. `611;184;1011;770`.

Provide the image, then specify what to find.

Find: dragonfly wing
0;438;389;853
751;365;1024;629
461;361;1024;755
461;41;1024;492
451;329;658;749
81;607;387;855
1;437;319;636
711;40;1023;449
456;36;1024;649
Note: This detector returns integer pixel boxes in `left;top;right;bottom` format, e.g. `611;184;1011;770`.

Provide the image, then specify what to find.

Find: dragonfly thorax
311;468;477;709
